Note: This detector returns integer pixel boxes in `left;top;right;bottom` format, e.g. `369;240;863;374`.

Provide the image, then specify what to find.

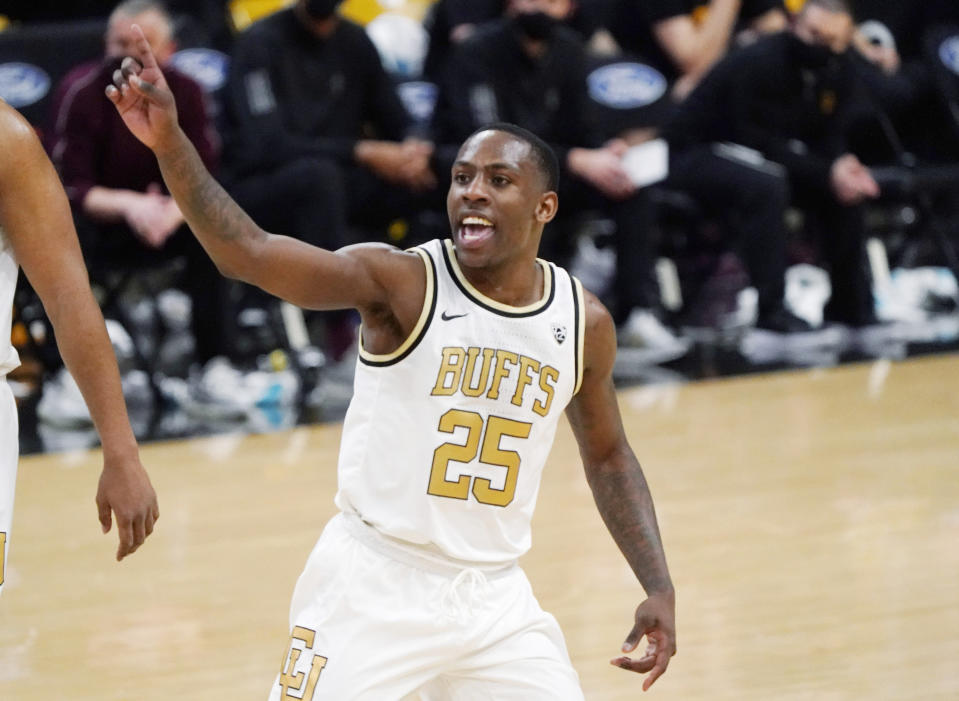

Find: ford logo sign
0;62;51;108
397;81;438;123
169;49;230;92
587;62;667;109
940;35;959;76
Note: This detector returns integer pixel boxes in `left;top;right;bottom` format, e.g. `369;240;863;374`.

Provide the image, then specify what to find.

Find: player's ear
535;190;558;224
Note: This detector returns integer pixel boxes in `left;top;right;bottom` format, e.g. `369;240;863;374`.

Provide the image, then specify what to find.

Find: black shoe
743;308;844;363
823;299;878;328
755;308;814;334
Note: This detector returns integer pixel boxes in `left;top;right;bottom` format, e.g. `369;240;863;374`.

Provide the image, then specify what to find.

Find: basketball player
107;27;675;698
0;100;159;595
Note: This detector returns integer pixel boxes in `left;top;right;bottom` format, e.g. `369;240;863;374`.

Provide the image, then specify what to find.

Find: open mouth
458;215;495;247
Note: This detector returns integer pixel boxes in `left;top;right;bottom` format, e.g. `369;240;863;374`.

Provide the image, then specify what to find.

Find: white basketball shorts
267;512;585;701
0;379;19;596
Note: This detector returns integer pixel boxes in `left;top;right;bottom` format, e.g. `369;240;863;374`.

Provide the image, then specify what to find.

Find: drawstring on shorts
441;567;488;622
340;512;516;624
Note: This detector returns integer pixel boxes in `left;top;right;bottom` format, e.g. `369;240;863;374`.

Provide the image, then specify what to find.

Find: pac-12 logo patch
940;35;959;76
552;323;567;344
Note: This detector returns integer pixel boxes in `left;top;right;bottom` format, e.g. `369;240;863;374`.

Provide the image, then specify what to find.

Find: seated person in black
661;0;884;337
221;0;444;358
601;0;787;99
432;0;690;357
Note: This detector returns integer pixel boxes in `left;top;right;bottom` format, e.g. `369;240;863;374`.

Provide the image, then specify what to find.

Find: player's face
447;130;557;269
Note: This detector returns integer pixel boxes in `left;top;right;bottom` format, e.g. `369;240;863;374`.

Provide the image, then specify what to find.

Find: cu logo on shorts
278;626;327;700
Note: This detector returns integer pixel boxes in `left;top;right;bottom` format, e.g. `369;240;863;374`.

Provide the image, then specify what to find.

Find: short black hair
464;122;560;192
800;0;853;17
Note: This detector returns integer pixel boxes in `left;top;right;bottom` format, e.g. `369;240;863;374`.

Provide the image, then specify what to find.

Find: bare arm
104;28;424;325
654;0;742;78
0;102;158;560
83;185;159;221
565;290;675;690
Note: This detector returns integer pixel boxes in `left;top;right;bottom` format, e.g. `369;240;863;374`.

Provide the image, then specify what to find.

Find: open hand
830;153;880;206
567;146;637;200
104;24;179;150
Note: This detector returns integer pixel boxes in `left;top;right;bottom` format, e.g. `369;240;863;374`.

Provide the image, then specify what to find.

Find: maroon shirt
48;58;219;209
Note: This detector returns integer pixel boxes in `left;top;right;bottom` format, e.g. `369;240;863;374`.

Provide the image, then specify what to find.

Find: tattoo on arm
159;134;263;248
588;454;673;595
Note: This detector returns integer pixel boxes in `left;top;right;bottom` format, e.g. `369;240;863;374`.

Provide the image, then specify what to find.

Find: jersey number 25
427;409;532;507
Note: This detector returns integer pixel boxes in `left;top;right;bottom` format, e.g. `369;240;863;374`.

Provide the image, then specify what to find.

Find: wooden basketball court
1;352;957;699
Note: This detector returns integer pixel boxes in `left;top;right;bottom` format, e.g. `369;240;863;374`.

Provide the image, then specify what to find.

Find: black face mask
304;0;342;21
513;11;558;41
788;33;837;69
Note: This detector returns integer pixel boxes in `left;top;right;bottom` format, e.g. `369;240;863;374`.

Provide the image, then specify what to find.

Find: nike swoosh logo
441;311;468;321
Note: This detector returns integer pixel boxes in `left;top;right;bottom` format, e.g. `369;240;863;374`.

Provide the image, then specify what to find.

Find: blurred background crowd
1;0;958;451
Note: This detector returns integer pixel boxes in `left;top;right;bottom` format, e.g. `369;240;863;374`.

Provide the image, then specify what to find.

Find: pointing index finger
132;24;160;71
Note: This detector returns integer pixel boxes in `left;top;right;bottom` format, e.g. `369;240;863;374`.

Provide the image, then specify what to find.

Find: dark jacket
224;8;412;174
49;57;218;209
432;18;601;174
604;0;784;83
663;33;863;191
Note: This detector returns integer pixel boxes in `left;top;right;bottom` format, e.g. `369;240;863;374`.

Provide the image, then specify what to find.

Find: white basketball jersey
0;227;20;377
335;239;586;565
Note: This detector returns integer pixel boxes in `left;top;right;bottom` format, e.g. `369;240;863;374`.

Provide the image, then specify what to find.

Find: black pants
228;156;446;248
547;176;659;325
665;145;790;317
228;157;348;250
225;157;446;357
80;219;233;365
666;144;874;324
793;185;874;326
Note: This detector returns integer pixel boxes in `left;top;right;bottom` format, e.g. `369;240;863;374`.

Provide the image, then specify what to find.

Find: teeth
462;216;493;226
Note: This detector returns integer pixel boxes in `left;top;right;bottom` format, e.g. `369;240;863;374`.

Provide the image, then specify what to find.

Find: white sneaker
37;368;93;428
245;367;300;408
185;357;252;421
617;309;691;365
186;355;302;422
885;313;959;345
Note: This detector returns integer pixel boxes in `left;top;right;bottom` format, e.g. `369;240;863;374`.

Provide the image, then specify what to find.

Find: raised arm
0;102;158;561
565;290;675;690
104;26;423;320
655;0;742;96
